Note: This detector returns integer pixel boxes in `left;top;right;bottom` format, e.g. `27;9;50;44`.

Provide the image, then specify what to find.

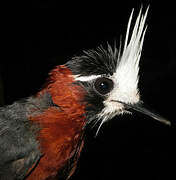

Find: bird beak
112;100;171;126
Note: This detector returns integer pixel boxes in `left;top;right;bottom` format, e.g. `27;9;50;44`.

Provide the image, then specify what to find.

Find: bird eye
94;77;114;95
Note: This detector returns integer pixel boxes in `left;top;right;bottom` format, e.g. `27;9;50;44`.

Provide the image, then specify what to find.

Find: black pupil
94;77;113;95
100;81;109;91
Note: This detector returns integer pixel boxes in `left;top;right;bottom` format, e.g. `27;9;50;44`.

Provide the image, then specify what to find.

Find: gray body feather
0;93;54;179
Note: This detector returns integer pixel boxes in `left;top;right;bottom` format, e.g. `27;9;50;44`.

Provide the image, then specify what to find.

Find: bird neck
31;64;87;148
27;65;86;179
41;65;86;113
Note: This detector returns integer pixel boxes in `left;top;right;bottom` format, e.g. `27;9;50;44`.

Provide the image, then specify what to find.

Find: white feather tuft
95;7;149;135
117;6;149;91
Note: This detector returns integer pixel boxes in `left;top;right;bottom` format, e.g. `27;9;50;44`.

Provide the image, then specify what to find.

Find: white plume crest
95;7;149;135
116;7;149;92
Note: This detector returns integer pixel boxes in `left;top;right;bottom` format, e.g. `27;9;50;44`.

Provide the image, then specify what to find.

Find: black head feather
66;43;120;76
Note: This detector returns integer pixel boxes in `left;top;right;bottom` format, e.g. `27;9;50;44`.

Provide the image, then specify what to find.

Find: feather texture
96;7;149;134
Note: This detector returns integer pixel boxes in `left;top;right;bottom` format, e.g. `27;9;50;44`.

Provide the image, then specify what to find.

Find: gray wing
0;92;57;179
0;100;41;179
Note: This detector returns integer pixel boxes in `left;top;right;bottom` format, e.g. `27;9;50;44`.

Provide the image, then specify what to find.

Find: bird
0;7;171;180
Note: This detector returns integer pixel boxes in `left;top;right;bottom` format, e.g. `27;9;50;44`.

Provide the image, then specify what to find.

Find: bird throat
28;65;87;180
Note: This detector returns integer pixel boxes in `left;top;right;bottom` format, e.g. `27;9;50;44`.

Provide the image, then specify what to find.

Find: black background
1;0;176;179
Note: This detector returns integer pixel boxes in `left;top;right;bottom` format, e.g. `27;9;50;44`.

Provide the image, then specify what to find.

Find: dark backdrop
1;1;176;180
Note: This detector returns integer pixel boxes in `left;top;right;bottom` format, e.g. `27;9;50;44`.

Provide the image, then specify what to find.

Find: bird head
44;7;170;135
